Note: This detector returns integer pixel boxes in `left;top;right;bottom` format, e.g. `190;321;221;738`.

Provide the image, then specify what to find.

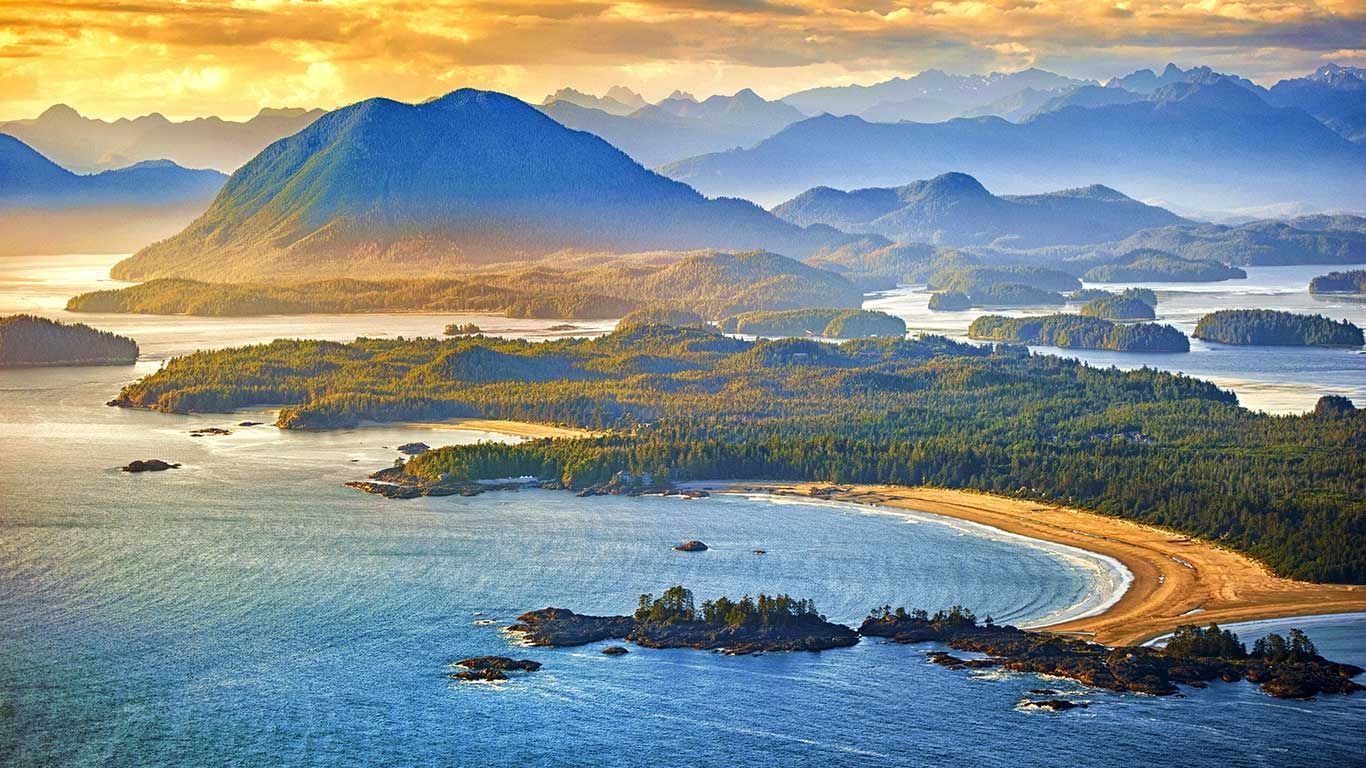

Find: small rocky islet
121;459;180;472
465;587;1362;702
450;656;541;682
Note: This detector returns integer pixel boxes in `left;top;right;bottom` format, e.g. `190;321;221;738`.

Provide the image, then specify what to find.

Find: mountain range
111;89;865;282
540;89;805;167
780;68;1091;122
663;77;1366;211
0;133;227;256
0;104;324;173
771;172;1188;248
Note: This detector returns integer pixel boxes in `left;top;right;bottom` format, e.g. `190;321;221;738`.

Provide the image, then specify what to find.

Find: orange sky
1;0;1362;120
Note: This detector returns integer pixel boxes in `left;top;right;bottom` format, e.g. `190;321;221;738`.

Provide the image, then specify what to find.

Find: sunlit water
866;264;1366;413
1;254;1364;766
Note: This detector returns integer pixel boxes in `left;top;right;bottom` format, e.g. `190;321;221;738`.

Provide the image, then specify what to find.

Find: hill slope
0;134;227;255
666;78;1366;211
772;172;1187;248
113;89;859;282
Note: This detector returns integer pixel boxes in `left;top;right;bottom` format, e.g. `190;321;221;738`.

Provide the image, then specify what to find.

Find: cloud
0;0;1359;120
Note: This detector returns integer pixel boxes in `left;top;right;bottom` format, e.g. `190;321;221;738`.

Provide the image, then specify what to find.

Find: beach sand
728;483;1366;646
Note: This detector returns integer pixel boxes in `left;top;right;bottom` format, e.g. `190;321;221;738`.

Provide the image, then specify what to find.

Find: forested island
66;251;862;321
1081;249;1246;282
924;266;1078;308
719;308;905;338
968;314;1189;352
1193;309;1363;347
109;321;1365;582
1308;270;1366;295
509;586;859;653
1079;292;1157;321
0;314;138;367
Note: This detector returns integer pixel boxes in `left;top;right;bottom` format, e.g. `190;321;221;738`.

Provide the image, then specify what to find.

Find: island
65;251;863;321
122;459;180;472
1082;249;1246;282
508;586;860;654
672;540;709;552
719;308;905;338
1078;288;1159;320
968;314;1189;352
1192;309;1363;347
923;265;1077;308
1308;269;1366;295
0;314;138;367
444;323;482;336
859;607;1363;699
926;291;972;311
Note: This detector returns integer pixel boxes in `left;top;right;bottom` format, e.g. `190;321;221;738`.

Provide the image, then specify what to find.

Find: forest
1081;249;1246;282
1193;309;1364;347
1307;270;1366;294
719;308;905;338
111;320;1364;582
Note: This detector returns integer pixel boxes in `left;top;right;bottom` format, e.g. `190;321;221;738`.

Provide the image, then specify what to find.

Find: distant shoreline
711;482;1366;646
404;418;600;440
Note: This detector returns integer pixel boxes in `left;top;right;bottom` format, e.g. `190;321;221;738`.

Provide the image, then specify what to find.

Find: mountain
541;88;640;116
0;104;324;173
771;172;1188;248
663;78;1366;211
782;68;1090;120
112;89;864;282
1106;63;1263;95
0;133;227;256
1029;85;1144;117
956;87;1073;122
541;89;805;166
1267;64;1366;143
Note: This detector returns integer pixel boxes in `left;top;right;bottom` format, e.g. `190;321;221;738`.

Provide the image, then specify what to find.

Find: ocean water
866;264;1366;413
2;255;1365;766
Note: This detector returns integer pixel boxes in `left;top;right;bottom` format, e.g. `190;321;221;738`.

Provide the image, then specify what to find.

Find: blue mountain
112;89;861;281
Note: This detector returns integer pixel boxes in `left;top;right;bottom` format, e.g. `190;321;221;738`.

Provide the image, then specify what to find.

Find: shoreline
713;482;1366;646
405;418;599;440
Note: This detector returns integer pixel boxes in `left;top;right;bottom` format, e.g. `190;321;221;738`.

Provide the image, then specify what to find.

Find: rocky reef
121;459;180;472
672;540;708;552
450;656;541;682
860;608;1364;700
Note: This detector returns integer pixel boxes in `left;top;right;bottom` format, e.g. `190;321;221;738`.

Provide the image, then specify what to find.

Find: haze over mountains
664;76;1366;211
783;68;1091;123
0;104;324;173
0;134;226;256
112;89;862;282
541;89;805;167
772;172;1188;248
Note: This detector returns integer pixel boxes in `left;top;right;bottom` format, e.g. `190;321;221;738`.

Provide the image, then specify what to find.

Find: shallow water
2;255;1364;767
866;264;1366;413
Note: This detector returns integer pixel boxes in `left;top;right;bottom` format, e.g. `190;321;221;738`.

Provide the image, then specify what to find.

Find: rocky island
450;656;541;682
860;607;1364;699
0;314;138;367
508;586;860;654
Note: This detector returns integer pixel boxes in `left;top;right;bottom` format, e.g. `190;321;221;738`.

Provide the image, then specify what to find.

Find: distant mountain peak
38;104;82;121
668;90;697;102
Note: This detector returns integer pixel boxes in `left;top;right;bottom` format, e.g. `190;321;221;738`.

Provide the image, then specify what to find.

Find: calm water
2;255;1364;767
866;264;1366;413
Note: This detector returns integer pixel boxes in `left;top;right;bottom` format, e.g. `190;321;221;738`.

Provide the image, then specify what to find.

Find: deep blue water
1;363;1363;768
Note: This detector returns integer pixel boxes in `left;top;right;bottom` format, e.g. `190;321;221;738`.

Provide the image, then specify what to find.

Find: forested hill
112;89;867;282
112;322;1364;582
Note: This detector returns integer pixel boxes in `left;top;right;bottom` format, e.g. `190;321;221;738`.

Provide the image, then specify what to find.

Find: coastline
716;482;1366;646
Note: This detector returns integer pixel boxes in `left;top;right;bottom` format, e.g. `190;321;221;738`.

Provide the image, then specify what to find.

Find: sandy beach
730;482;1366;646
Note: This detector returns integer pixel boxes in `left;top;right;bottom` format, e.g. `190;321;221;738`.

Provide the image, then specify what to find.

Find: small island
450;656;541;682
860;607;1363;700
122;459;180;472
924;266;1076;309
1308;270;1366;295
1079;288;1159;321
1082;249;1246;282
720;308;905;339
508;586;860;654
968;314;1190;352
672;540;709;552
1192;309;1363;347
0;314;138;368
927;291;972;311
444;323;482;336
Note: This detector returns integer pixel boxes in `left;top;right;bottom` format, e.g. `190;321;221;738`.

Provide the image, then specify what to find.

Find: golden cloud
0;0;1360;119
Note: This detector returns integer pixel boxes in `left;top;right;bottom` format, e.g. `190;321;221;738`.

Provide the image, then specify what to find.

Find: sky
0;0;1363;121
